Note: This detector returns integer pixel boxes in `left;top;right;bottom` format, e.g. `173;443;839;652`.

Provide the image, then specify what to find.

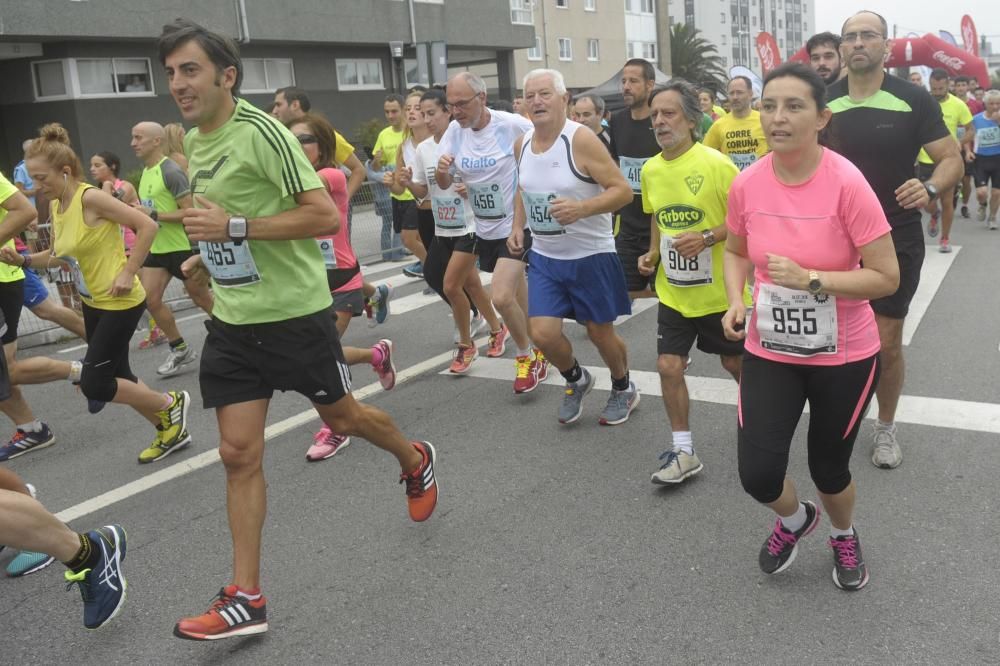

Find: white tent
575;65;672;113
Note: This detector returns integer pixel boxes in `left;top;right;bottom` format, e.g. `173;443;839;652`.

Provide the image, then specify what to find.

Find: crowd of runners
0;9;997;641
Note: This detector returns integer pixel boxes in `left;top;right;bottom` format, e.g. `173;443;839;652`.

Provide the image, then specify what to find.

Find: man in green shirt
158;18;438;641
131;121;214;376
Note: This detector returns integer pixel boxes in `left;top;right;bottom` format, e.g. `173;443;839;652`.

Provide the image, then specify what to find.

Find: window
336;58;384;90
404;58;430;88
627;0;653;13
510;0;533;24
642;0;653;12
721;12;726;22
527;36;542;61
721;35;727;45
778;18;783;28
556;0;567;7
32;60;68;99
644;42;657;60
588;38;599;61
585;0;596;9
31;58;154;100
558;38;572;61
752;15;757;26
241;58;295;93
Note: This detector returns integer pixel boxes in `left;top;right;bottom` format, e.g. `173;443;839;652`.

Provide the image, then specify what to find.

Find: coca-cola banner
755;32;781;75
887;33;989;88
961;15;979;57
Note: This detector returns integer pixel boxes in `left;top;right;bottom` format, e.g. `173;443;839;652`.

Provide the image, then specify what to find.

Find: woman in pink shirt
722;63;899;591
287;113;397;461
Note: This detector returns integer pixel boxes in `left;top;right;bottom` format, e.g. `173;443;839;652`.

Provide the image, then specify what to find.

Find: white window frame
641;0;654;13
555;0;568;7
527;36;542;61
32;57;156;101
240;58;296;93
510;0;533;25
588;39;599;61
558;38;573;62
585;0;596;10
336;58;385;91
31;59;72;101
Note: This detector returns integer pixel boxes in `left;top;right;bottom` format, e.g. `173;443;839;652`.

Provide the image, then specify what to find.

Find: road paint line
903;245;959;346
57;343;88;354
448;358;1000;435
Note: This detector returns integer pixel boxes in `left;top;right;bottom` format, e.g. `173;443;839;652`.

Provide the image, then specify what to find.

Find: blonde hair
163;123;186;157
25;123;85;179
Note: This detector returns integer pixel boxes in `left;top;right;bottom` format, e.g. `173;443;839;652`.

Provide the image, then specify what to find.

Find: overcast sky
814;2;999;43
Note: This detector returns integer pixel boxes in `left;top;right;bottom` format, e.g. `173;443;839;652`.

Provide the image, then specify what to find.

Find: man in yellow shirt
703;76;769;171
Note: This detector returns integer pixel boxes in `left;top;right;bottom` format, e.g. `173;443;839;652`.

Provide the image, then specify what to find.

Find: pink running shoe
138;326;167;350
486;324;509;358
306;425;351;462
373;339;396;390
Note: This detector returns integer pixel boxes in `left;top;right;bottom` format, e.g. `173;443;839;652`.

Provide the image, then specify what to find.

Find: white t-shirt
438;110;532;240
412;136;475;237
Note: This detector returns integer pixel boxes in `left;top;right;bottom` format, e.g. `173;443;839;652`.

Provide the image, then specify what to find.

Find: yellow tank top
51;183;145;310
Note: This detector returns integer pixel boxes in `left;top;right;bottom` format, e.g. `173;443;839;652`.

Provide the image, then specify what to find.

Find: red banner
961;15;979;57
755;32;781;75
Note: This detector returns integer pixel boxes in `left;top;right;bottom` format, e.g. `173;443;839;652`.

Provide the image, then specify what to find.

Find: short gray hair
451;71;487;95
984;89;1000;104
648;79;704;141
573;92;605;115
522;68;567;96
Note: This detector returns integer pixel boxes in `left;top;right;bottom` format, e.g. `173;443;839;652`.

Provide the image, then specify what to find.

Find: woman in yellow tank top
0;124;196;464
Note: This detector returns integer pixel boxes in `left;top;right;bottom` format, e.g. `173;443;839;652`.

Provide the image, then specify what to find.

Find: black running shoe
758;501;821;574
829;528;870;591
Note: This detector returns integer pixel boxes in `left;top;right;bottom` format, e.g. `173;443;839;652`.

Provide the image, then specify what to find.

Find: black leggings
423;235;479;316
80;301;146;402
417;208;435;253
737;351;880;504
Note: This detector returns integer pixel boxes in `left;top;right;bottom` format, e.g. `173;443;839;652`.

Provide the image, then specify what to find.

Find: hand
637;251;658;276
398;166;413;187
180;253;205;279
454;182;468;199
965;150;975;164
0;247;22;266
381;172;394;186
182;195;231;242
506;228;525;256
100;181;115;195
766;253;809;290
549;198;585;226
721;303;748;341
109;268;135;297
436;153;455;177
895;177;929;210
670;231;705;260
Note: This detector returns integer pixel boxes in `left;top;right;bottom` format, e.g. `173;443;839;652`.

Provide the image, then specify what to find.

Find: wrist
21;254;31;268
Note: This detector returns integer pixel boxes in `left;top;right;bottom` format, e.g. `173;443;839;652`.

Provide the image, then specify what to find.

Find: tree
669;22;727;93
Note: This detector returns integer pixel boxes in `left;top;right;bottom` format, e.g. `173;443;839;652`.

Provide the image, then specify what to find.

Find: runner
971;90;1000;229
12;140;38;207
436;71;549;393
131;121;214;376
512;69;637;425
0;469;53;577
158;18;437;639
392;90;435;268
703;76;770;171
915;69;973;252
163;122;189;171
12;124;192;464
909;71;924;88
608;58;661;301
698;89;720;121
404;88;499;370
828;11;962;469
806;32;843;86
16;236;87;340
285;112;399;460
953;77;977;217
722;62;899;591
571;93;612;152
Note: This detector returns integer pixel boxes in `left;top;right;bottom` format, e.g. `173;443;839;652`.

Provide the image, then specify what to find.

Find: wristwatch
149;207;158;222
923;183;939;201
701;229;716;247
228;216;248;245
808;270;822;296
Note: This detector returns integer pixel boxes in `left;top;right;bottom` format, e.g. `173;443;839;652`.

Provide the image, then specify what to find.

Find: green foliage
670;23;728;94
123;167;143;192
355;118;387;157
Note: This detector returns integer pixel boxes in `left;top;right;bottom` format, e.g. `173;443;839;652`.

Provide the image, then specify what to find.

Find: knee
721;354;742;376
530;323;561;351
739;463;784;504
810;467;851;496
145;290;164;311
443;275;464;298
491;287;513;311
657;354;686;381
79;366;117;402
218;439;263;475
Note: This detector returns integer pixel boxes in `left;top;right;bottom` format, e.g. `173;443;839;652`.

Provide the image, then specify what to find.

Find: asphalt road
1;210;999;665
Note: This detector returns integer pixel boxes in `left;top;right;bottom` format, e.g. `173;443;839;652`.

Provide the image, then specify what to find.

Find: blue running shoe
402;261;424;279
65;525;128;629
373;283;393;325
0;424;56;461
88;399;107;414
6;550;56;577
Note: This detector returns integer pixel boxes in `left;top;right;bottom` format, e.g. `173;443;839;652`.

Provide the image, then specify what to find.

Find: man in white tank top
511;69;638;426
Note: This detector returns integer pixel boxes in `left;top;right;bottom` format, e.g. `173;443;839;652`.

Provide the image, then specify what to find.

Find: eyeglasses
841;31;884;43
447;94;481;110
295;134;319;145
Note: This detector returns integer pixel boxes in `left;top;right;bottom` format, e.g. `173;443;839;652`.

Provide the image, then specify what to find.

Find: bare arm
343;154;367;200
923;135;964;193
182;187;339;243
81;187;157;277
0;190;37;247
149;193;193;223
721;233;754;340
764;233;899;300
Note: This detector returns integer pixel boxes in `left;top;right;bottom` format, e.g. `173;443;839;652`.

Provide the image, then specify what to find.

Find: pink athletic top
726;149;891;365
317;167;362;293
115;178;137;252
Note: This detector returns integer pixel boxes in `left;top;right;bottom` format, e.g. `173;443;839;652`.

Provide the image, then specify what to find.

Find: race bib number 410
619;156;648;193
755;283;838;357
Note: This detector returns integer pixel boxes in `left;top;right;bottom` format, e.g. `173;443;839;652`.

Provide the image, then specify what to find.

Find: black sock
611;371;630;392
560;360;582;384
63;533;100;573
169;337;186;351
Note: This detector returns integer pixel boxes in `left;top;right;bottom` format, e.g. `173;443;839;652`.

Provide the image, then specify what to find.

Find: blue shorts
22;268;49;309
527;251;631;324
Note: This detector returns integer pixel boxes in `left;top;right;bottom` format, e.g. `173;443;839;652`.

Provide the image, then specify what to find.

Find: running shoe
470;313;489;339
927;211;939;237
513;352;544;394
531;348;549;382
373;339;396;390
829;528;870;591
0;424;56;461
306;426;351;462
599;381;640;425
871;424;901;469
449;344;478;374
961;204;969;219
88;398;107;414
990;219;998;231
138;326;167;350
64;525;127;630
174;585;268;640
939;238;952;253
758;500;821;575
138;390;191;464
402;261;424;279
650;448;703;485
558;368;594;424
399;441;437;522
372;283;393;324
486;324;509;358
978;205;988;222
157;344;198;377
363;299;374;326
6;550;56;577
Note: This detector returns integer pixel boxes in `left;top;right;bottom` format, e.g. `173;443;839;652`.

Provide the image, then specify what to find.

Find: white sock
234;588;261;601
779;502;808;533
875;419;895;432
517;346;531;358
68;360;83;383
672;431;693;455
17;420;42;433
830;524;855;539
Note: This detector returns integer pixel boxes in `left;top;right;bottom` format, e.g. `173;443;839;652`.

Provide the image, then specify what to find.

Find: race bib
316;238;337;269
56;255;91;299
730;153;757;171
199;241;261;288
619;156;648;193
659;235;712;287
978;125;1000;148
468;181;506;220
522;191;564;236
754;283;838;357
432;194;467;229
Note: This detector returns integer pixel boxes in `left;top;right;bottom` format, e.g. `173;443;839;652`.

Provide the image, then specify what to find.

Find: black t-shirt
608;108;661;239
827;73;949;228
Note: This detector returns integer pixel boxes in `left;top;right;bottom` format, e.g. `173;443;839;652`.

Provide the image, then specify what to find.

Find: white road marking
903;245;959;346
57;343;88;354
448;358;1000;435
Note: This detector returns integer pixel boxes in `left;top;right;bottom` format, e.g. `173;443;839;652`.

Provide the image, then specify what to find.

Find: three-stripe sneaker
399;441;438;522
0;423;56;461
174;586;268;640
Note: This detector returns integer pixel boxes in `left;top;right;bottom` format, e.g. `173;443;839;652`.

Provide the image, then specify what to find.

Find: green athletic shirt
184;97;330;325
139;156;192;254
373;126;414;202
0;172;25;283
917;94;972;165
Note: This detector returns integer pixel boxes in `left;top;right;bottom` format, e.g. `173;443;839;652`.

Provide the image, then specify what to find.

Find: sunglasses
296;134;319;145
